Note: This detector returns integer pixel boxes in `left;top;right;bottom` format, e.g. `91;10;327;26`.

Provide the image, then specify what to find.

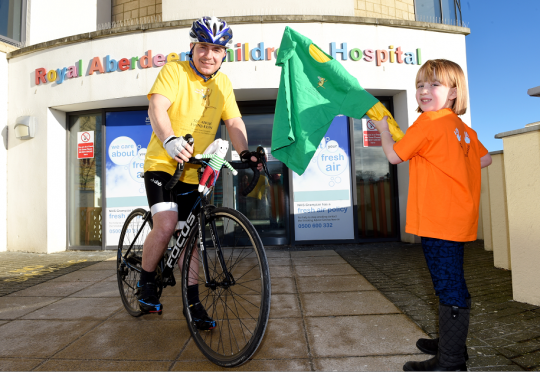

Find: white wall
27;0;101;46
7;22;469;251
47;108;67;253
163;0;355;21
0;52;7;252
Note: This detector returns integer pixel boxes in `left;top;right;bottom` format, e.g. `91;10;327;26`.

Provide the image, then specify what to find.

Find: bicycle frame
121;211;152;270
164;181;233;288
120;165;233;290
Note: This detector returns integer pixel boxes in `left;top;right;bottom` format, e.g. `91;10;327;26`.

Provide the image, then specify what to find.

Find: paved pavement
0;251;116;297
0;242;538;371
0;248;430;371
336;241;540;371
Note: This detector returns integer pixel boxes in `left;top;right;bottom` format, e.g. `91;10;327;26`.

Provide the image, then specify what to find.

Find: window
0;0;25;45
68;113;103;249
352;99;399;239
415;0;463;26
229;101;290;246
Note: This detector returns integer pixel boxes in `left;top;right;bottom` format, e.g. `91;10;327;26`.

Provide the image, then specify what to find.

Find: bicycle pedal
141;308;163;315
139;302;163;315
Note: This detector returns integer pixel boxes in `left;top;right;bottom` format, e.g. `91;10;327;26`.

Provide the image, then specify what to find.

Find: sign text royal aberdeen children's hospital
34;42;422;85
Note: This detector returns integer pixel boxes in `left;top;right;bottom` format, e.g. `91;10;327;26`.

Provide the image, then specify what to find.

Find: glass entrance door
224;103;289;245
68;113;103;249
352;100;399;239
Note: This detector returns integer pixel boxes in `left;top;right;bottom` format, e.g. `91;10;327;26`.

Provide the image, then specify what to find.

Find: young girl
373;59;492;371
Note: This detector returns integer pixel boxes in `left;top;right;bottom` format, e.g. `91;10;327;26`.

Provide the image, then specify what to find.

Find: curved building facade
1;0;470;252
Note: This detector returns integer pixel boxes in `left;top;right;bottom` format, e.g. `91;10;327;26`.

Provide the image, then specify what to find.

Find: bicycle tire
117;208;153;317
181;207;271;367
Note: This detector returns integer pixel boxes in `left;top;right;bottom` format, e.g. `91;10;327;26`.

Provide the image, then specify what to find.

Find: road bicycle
116;139;271;367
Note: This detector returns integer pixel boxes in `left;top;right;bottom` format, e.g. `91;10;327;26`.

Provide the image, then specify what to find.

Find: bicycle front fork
198;211;234;290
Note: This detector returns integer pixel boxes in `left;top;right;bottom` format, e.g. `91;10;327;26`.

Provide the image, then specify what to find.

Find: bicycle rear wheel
182;207;271;367
117;208;153;317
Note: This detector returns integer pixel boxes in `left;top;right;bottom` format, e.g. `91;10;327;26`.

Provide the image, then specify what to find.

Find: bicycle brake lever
165;134;195;191
256;146;272;182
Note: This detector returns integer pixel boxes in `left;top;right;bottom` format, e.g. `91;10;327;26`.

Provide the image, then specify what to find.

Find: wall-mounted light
14;116;36;140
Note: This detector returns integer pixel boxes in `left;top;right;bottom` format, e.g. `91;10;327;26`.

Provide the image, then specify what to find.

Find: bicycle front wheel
182;207;271;367
117;208;152;317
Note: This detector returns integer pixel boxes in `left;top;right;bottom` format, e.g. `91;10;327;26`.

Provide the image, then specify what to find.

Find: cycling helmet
189;16;233;48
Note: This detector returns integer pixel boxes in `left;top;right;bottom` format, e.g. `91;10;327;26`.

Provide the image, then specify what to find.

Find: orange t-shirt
393;108;488;242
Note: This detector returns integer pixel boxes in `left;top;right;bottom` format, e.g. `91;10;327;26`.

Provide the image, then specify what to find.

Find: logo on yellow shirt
195;88;216;110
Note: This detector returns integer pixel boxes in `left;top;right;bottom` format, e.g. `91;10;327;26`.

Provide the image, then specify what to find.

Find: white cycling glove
163;135;189;160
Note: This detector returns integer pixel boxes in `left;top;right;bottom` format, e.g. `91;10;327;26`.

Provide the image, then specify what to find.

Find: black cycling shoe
186;302;216;330
136;281;163;315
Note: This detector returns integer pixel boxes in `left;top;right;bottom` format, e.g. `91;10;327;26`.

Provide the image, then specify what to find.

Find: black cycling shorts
144;171;200;221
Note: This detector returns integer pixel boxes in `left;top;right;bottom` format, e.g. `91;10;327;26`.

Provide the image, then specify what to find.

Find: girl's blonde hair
415;59;468;115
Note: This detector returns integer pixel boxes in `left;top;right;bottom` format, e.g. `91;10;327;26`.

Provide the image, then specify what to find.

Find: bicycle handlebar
233;146;270;197
164;134;271;194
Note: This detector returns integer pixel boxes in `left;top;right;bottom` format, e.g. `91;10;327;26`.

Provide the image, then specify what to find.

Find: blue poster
292;115;354;241
105;111;153;246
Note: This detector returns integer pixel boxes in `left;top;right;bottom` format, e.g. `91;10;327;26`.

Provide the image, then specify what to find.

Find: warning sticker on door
78;131;94;159
362;117;381;147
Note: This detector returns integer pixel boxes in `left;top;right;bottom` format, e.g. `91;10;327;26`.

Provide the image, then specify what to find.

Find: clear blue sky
463;0;540;152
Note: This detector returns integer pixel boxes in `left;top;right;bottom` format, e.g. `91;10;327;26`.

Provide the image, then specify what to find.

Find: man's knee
152;211;177;239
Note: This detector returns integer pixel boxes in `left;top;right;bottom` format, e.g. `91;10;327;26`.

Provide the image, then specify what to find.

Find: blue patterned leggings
422;237;470;308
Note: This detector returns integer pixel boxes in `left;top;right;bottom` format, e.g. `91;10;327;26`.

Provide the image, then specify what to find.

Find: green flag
272;26;379;175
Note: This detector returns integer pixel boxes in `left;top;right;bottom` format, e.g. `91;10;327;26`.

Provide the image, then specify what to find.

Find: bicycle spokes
123;211;151;262
117;208;153;317
182;208;270;366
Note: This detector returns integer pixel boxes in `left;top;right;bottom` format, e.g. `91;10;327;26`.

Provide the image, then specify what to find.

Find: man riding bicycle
139;16;262;328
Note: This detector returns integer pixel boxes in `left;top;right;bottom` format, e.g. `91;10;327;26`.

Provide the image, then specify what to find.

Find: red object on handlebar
164;136;270;195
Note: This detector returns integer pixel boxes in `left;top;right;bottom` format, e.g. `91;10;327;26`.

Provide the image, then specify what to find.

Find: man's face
190;43;226;77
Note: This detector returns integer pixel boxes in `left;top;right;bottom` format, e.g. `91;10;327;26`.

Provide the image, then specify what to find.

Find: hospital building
0;0;472;252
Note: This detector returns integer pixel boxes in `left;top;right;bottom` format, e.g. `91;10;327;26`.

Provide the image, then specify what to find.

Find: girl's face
416;78;457;112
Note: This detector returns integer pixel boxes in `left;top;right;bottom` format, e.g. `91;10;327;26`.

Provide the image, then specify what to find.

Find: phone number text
297;223;333;229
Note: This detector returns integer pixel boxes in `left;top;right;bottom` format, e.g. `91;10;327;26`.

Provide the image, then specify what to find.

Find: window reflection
353;116;398;238
231;113;288;243
415;0;463;26
68;114;102;247
0;0;23;43
416;0;442;21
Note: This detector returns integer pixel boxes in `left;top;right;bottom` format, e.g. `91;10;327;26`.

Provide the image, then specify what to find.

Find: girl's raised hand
371;116;390;133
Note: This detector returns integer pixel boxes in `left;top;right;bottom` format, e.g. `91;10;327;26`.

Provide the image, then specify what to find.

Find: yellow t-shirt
144;61;241;184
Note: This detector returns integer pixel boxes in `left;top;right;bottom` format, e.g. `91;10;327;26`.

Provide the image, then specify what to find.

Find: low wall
495;125;540;306
487;152;511;270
